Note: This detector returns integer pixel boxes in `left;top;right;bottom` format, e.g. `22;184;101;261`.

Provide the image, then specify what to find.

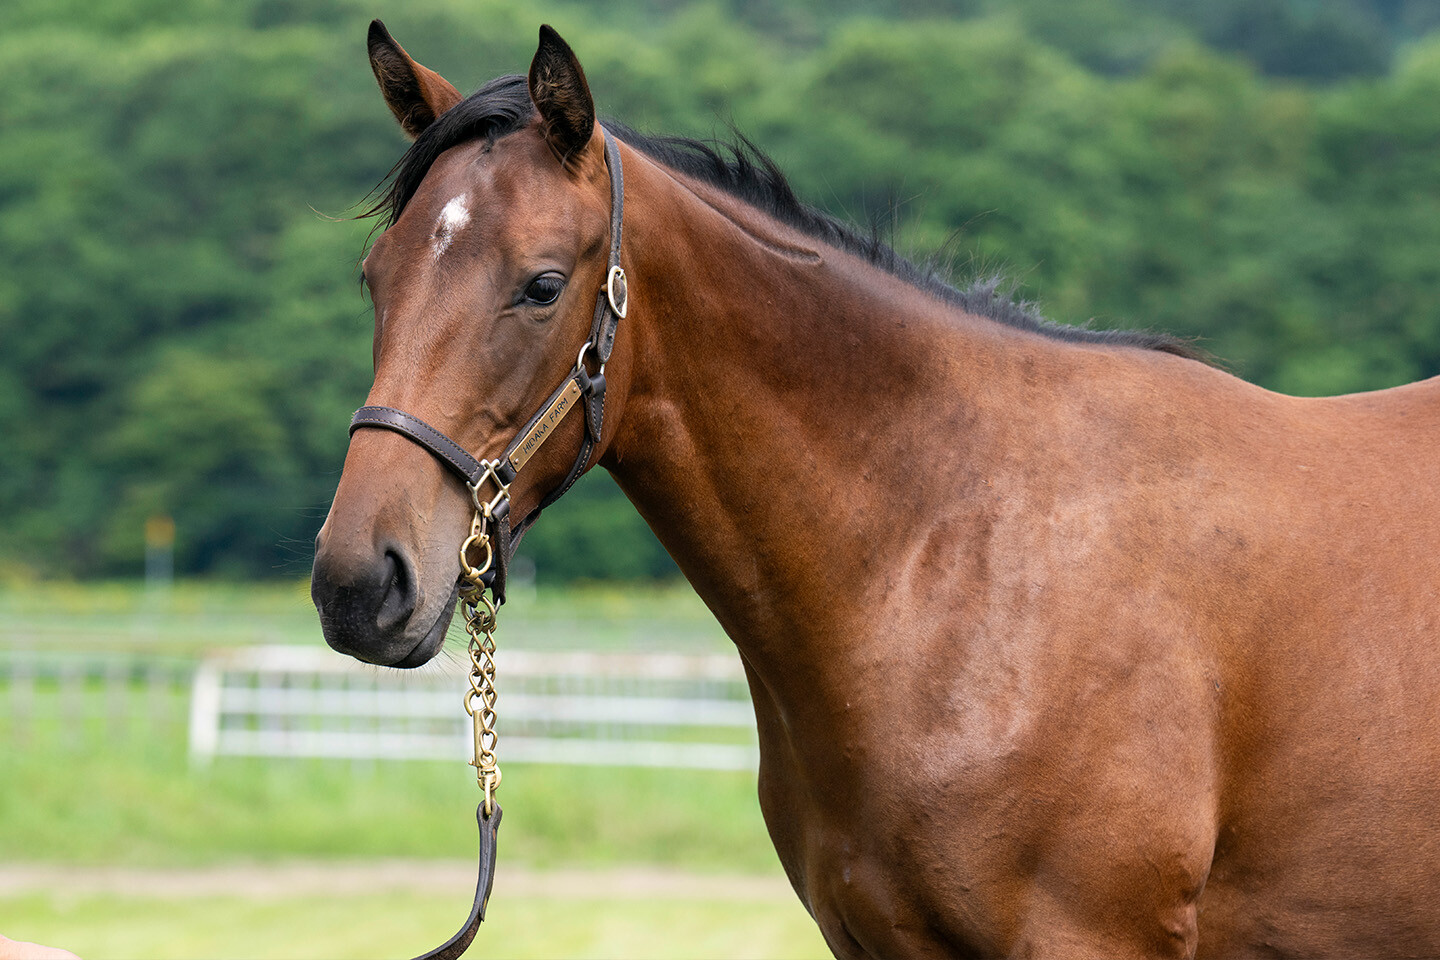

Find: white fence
187;646;759;770
0;650;193;745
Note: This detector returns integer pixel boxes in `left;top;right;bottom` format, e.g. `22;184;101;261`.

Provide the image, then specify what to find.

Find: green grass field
0;580;829;959
1;579;766;868
2;888;828;959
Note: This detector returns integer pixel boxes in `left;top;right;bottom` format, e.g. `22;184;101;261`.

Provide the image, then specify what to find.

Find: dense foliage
2;0;1438;579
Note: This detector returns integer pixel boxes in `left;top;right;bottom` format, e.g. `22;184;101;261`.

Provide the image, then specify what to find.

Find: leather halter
348;129;628;605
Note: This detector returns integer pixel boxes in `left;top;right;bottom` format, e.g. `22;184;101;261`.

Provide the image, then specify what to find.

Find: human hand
0;934;79;960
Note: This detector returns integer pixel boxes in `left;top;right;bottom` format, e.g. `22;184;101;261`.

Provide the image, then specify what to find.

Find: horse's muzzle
311;540;446;667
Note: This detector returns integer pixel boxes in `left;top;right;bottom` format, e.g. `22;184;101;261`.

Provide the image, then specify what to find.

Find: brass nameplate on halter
507;378;583;473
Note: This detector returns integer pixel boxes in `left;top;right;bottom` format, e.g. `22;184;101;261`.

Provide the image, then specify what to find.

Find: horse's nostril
375;548;417;631
312;539;427;664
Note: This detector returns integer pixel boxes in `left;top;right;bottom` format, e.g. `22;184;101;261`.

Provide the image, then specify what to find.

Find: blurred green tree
1;0;1437;579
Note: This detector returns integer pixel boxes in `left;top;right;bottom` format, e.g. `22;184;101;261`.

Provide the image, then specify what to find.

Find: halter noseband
347;129;629;604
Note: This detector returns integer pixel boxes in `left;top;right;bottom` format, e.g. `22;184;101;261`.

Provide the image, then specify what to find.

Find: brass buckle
468;461;510;520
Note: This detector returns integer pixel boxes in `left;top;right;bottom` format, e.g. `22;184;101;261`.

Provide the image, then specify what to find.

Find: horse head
311;24;629;667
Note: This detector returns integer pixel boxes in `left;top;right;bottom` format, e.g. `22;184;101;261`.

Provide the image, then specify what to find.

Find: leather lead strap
409;804;502;960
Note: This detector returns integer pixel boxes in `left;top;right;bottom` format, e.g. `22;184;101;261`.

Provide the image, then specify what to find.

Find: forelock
366;74;535;227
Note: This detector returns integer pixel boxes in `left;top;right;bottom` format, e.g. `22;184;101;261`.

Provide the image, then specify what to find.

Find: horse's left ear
528;25;596;163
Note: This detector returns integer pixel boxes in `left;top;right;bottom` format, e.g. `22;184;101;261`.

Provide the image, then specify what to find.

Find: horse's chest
759;775;1002;958
752;726;1005;957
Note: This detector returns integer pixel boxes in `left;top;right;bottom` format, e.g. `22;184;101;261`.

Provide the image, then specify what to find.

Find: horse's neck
604;152;1033;685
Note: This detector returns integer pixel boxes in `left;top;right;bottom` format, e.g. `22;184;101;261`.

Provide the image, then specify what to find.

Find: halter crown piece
346;129;628;960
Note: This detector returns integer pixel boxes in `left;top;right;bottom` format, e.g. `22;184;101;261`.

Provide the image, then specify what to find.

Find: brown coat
313;24;1440;958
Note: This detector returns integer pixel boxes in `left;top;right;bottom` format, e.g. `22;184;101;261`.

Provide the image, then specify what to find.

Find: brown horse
311;22;1440;959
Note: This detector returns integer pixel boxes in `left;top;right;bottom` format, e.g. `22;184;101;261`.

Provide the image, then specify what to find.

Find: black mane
370;75;1205;361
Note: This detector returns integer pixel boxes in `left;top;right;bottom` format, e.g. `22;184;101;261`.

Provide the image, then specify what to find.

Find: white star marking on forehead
433;194;471;260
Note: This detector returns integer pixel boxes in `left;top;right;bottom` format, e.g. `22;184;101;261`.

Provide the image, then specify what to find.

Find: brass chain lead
458;507;501;816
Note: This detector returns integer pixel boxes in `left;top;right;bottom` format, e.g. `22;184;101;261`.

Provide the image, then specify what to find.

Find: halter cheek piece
343;131;626;960
348;129;628;606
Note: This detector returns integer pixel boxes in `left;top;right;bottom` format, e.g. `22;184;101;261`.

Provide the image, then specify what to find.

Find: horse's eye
524;274;565;306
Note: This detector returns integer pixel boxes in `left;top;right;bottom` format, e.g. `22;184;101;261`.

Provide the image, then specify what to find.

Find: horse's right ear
528;25;595;164
367;20;463;140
